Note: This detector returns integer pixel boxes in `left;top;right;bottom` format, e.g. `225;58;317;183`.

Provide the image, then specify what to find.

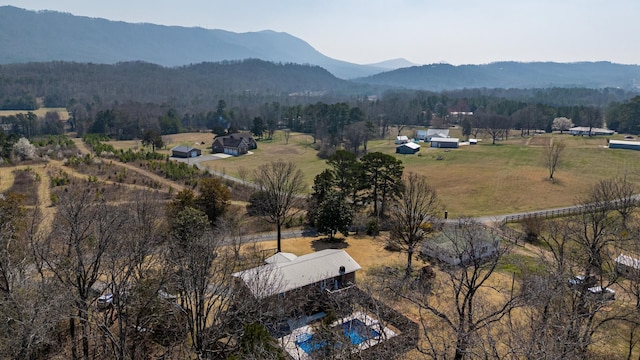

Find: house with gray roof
232;249;362;299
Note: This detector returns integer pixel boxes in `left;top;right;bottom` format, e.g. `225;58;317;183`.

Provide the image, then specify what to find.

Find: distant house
415;130;428;141
426;129;450;141
609;140;640;151
396;142;421;154
231;132;258;150
430;137;459;148
421;227;501;266
212;135;251;156
395;135;410;144
171;145;201;158
568;127;614;136
615;254;640;279
232;249;362;299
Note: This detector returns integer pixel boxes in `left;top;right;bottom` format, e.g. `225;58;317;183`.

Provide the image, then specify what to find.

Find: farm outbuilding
609;140;640;151
415;130;428;141
396;142;421;154
395;135;410;144
568;127;614;136
171;145;201;158
430;137;459;148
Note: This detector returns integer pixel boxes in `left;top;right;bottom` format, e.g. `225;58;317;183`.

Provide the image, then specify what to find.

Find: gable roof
426;129;449;137
616;254;640;270
431;137;459;143
233;249;361;299
171;145;197;153
398;142;421;150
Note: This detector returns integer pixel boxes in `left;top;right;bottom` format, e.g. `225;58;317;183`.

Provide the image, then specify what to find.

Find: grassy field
108;130;640;217
200;132;328;187
0;107;70;120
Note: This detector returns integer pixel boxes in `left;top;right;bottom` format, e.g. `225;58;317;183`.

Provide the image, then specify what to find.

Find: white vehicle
97;293;114;309
587;286;615;300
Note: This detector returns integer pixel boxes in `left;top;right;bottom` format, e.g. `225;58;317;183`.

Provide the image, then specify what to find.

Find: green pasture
116;130;640;217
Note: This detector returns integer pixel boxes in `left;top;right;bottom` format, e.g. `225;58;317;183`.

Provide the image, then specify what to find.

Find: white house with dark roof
233;249;362;299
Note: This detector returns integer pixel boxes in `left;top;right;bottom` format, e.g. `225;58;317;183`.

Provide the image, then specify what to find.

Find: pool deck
278;311;397;359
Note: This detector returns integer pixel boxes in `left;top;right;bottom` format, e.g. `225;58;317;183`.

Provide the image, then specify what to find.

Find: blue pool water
341;319;381;345
295;318;381;354
295;333;327;353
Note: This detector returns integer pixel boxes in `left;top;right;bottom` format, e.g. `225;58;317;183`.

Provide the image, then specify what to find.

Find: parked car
97;293;114;309
587;286;615;300
568;275;597;288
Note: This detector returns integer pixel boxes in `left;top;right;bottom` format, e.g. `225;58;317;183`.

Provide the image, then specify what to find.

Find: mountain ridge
1;6;639;91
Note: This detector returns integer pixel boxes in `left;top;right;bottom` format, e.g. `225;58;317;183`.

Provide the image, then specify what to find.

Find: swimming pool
282;312;396;359
341;318;381;345
294;318;381;354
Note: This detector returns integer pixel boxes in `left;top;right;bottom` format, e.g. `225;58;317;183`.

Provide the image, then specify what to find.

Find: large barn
609;139;640;151
430;137;459;148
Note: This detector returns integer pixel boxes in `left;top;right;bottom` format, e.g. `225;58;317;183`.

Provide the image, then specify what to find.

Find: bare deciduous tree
403;220;519;360
388;172;442;278
252;160;305;253
35;186;129;360
544;137;566;181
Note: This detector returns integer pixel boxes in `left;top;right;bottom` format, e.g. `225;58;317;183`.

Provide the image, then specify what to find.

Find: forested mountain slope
0;6;386;79
356;61;640;91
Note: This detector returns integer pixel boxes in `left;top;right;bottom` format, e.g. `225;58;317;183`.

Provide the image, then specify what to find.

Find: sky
1;0;639;66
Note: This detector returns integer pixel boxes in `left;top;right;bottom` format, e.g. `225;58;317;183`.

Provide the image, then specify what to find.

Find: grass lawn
107;130;640;217
199;132;328;188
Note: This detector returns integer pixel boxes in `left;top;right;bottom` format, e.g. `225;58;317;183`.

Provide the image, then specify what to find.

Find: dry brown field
0;107;70;120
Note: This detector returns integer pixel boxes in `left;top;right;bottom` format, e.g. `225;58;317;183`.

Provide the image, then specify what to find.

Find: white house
395;135;410;144
232;249;362;299
415;130;428;141
426;129;450;141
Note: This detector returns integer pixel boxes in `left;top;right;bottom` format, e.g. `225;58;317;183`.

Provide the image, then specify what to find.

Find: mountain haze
0;6;386;79
356;62;640;91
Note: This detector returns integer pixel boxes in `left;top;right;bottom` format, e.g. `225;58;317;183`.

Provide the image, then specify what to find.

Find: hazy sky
1;1;638;66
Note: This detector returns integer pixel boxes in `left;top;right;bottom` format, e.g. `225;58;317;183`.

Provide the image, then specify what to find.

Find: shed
396;142;421;154
171;145;202;158
609;140;640;151
430;137;459;148
395;135;410;144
